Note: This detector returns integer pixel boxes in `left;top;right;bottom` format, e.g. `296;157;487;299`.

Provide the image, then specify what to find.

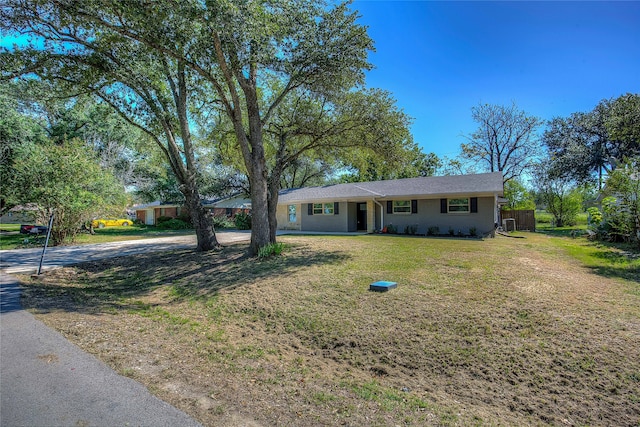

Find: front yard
19;233;640;426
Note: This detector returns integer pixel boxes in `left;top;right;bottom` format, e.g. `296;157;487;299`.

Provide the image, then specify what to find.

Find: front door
356;203;367;230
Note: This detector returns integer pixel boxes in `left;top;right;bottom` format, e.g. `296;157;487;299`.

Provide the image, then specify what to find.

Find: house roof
278;172;504;204
203;194;251;209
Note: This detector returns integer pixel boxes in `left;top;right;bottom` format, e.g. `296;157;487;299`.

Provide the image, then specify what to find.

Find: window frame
313;203;334;215
392;200;411;214
448;197;470;213
288;204;297;223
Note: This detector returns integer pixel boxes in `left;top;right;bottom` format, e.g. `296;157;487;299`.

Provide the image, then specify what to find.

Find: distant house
133;201;184;225
132;194;251;226
275;172;504;236
203;194;252;219
0;204;39;224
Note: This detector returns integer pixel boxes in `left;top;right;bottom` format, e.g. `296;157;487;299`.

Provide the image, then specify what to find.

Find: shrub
212;215;234;229
156;216;173;224
469;226;478;237
448;227;455;236
258;242;285;259
386;224;397;234
427;226;439;236
404;224;418;235
234;212;252;230
586;207;603;228
156;218;192;230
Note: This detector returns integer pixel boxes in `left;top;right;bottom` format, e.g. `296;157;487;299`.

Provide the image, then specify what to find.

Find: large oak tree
543;93;640;186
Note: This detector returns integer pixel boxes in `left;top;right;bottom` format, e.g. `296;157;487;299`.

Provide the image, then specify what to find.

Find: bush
385;224;398;234
587;207;603;228
427;226;439;236
156;218;192;230
156;216;173;224
469;227;477;237
212;215;234;229
404;224;418;235
234;212;252;230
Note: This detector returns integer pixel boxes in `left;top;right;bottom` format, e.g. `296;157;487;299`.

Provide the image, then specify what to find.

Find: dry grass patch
20;234;640;426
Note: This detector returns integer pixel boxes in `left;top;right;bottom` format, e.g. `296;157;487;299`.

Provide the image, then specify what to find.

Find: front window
288;205;297;222
393;200;411;214
448;198;470;213
313;203;334;215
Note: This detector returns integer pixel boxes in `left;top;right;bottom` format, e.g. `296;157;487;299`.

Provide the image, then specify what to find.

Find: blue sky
353;1;640;159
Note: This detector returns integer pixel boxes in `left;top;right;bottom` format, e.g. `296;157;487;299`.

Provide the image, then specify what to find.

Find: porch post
367;200;376;233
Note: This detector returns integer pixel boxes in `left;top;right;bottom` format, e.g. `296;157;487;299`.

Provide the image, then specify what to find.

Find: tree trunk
268;179;279;244
248;156;271;256
182;185;220;252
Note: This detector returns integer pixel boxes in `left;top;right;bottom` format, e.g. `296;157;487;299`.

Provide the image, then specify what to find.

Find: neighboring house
275;172;504;236
133;201;184;225
203;194;252;218
0;204;39;224
132;194;251;226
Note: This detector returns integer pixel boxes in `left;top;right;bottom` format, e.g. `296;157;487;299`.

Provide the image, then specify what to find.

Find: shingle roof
278;172;503;203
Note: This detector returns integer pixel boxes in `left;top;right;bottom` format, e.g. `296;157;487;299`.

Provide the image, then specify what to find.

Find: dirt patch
19;235;640;426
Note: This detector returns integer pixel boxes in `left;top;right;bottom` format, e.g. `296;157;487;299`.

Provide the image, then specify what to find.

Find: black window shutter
308;203;313;215
334;202;339;215
387;201;393;214
470;197;478;213
411;199;418;214
440;198;447;213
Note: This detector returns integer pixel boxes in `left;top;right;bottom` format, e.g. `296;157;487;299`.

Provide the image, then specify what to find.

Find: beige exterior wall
276;203;301;230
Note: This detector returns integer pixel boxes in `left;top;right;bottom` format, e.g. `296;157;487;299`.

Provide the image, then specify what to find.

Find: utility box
370;281;397;292
502;218;516;232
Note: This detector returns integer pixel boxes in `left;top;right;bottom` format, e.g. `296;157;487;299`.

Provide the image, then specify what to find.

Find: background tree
10;138;127;245
543;93;640;186
503;180;536;210
0;82;46;212
462;102;543;183
533;161;583;227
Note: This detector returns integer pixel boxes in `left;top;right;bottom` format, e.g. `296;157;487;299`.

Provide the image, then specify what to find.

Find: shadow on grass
21;242;350;314
587;264;640;287
588;248;640;284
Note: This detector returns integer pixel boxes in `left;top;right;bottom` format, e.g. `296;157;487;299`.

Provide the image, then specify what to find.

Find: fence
501;210;536;231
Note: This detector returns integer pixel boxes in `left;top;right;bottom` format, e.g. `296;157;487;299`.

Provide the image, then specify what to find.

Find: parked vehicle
19;224;49;234
91;218;132;228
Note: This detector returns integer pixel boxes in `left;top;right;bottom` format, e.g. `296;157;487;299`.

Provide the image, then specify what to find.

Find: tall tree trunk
248;157;270;255
268;180;279;244
182;184;219;252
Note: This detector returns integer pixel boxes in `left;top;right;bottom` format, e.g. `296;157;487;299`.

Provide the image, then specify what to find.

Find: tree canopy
462;102;543;183
543;93;640;186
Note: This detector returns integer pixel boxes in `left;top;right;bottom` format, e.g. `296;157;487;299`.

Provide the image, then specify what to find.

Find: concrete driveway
0;230;251;274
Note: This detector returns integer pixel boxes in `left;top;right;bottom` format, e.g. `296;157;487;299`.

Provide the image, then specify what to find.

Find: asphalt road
0;231;251;427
